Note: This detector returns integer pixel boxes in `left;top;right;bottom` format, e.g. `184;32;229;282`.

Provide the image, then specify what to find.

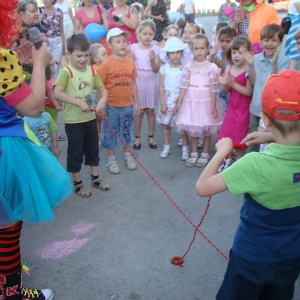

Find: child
159;24;180;56
129;20;160;150
0;3;72;297
44;60;65;141
89;43;107;142
97;28;140;174
157;37;189;158
210;26;237;110
217;37;253;164
54;34;110;198
294;28;300;71
196;69;300;300
24;110;61;157
174;34;224;166
246;23;288;152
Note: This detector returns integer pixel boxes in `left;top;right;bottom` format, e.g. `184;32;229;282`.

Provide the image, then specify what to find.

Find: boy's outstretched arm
196;138;232;197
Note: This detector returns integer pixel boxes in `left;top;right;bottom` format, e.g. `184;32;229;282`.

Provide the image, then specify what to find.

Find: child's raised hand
218;74;228;85
149;50;156;62
215;138;233;155
209;45;218;58
244;50;254;66
227;75;235;87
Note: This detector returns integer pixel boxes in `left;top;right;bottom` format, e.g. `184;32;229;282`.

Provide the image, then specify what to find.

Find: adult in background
181;0;195;24
167;11;186;37
14;0;48;77
107;0;139;44
229;0;280;53
218;0;237;22
144;0;170;45
40;0;65;79
54;0;75;49
284;0;300;69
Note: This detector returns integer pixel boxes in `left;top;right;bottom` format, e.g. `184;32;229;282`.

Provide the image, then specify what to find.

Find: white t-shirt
182;0;194;14
54;0;72;22
288;0;300;15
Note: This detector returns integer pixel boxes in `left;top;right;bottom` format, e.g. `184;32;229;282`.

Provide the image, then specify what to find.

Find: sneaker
57;134;65;141
177;138;183;146
125;156;136;170
197;139;203;148
21;286;54;300
107;160;121;174
160;146;170;159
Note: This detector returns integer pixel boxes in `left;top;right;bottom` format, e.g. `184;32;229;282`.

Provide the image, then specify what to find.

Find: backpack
281;15;291;35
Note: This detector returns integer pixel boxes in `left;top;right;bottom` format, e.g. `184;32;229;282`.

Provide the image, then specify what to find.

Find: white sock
163;144;170;150
124;152;131;158
182;146;188;152
108;156;116;163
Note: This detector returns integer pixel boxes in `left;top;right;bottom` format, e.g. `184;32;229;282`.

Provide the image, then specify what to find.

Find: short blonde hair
163;24;179;39
89;43;102;65
136;20;156;36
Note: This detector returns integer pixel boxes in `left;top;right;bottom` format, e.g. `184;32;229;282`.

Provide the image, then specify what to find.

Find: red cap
262;70;300;121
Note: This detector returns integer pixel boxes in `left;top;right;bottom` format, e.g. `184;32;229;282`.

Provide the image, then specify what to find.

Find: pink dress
217;67;251;143
130;43;159;109
173;61;224;137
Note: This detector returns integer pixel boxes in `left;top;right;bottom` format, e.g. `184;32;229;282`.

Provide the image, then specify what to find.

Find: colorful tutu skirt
0;136;72;225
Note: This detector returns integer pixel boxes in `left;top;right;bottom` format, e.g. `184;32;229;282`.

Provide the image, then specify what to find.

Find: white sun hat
107;28;131;43
159;37;189;63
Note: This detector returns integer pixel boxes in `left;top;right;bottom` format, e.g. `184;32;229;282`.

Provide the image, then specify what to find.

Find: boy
54;34;110;198
97;28;140;175
196;69;300;299
24;110;60;157
246;23;289;151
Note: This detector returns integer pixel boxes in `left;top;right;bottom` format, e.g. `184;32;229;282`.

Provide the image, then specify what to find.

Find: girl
159;24;180;48
174;34;225;167
209;26;237;110
217;37;253;165
157;37;189;158
130;20;161;150
89;43;107;141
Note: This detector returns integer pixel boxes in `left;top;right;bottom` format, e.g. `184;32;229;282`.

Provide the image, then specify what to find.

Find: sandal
133;135;141;150
73;183;92;198
107;160;120;174
186;152;198;167
148;135;157;149
181;150;189;161
91;177;111;191
160;146;170;159
196;153;210;168
125;156;136;170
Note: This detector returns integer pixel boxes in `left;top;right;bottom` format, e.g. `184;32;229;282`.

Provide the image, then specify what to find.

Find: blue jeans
216;250;300;300
101;105;135;150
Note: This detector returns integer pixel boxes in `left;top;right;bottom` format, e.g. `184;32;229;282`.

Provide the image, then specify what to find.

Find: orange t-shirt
249;3;280;44
97;56;138;107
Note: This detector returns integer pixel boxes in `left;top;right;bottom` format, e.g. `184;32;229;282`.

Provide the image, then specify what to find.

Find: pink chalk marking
39;238;91;260
71;221;96;235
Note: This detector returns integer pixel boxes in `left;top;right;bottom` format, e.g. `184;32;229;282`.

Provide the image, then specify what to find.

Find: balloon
84;23;108;42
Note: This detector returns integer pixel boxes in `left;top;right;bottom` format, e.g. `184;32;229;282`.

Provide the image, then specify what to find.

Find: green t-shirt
55;64;104;124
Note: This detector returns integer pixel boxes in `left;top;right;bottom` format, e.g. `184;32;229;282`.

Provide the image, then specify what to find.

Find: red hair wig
0;0;19;48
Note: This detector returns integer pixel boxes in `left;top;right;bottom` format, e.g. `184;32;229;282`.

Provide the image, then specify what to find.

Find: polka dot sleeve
0;48;32;106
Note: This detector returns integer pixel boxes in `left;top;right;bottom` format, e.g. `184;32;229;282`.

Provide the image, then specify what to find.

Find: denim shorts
101;105;135;150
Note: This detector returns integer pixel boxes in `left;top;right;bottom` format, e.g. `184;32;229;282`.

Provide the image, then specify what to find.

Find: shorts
101;105;135;150
65;119;99;173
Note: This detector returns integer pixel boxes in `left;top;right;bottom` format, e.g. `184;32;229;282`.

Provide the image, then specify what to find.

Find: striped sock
0;221;22;276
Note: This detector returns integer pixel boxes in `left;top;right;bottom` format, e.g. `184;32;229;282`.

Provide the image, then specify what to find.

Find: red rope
91;109;230;263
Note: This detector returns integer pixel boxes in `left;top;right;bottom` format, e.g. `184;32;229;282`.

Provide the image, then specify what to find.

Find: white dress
156;63;185;125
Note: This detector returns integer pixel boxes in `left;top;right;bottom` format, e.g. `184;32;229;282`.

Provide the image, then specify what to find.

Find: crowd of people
1;0;300;299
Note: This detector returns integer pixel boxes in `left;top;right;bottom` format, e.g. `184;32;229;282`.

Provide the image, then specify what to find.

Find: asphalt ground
21;14;300;300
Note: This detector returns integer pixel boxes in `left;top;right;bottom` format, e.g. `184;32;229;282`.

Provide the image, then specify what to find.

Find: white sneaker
198;139;203;148
177;138;183;146
160;146;170;159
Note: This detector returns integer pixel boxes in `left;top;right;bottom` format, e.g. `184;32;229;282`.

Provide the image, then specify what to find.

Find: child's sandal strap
74;184;92;198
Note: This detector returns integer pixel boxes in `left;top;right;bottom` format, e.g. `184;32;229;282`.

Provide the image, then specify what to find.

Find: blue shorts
101;105;135;150
216;250;300;300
